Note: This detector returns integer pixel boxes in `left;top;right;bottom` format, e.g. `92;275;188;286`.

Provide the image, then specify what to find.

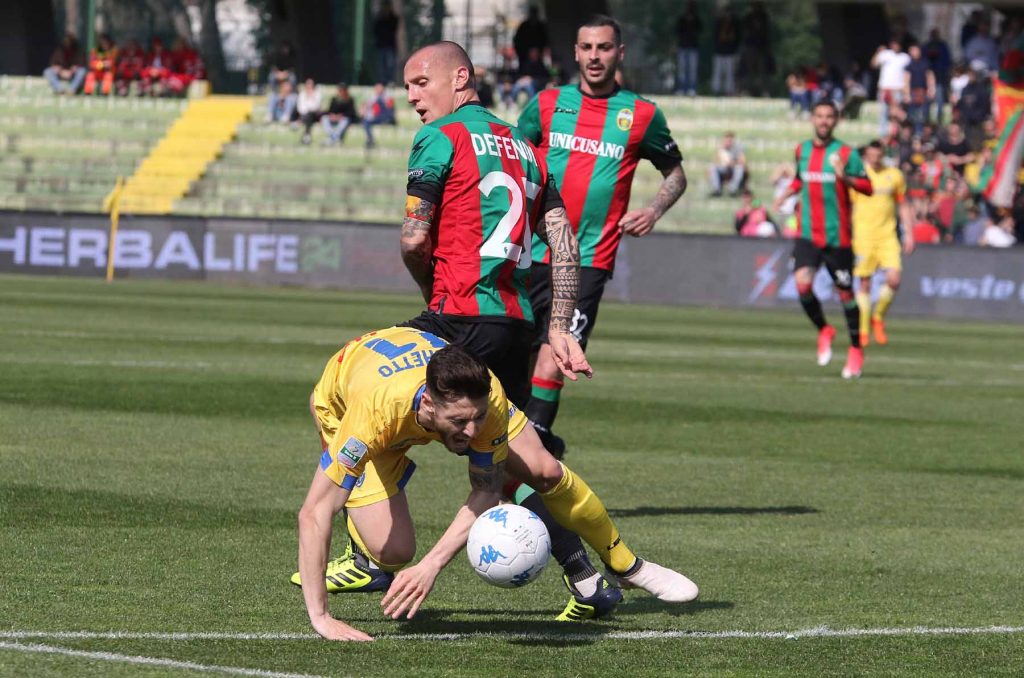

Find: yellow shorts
318;439;417;509
854;237;902;277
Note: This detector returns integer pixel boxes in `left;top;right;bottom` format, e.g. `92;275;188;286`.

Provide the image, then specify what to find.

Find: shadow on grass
608;505;819;518
0;484;295;529
615;598;734;618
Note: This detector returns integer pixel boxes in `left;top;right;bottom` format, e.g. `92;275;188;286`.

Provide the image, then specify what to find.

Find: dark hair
812;100;839;115
866;140;884;151
426;345;491;403
578;14;622;45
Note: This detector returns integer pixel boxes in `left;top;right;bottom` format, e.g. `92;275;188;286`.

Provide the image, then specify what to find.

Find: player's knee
796;279;814;296
371;540;416;570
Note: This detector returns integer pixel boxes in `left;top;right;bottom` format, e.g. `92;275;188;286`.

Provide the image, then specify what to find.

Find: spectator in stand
141;37;171;96
296;78;322;145
708;131;746;197
872;40;910;137
956;64;993;151
980;216;1017;247
949;61;970;107
475;67;495;108
960;9;984;52
740;2;772;97
911;205;942;245
711;9;740;96
982;118;998;150
938;122;975;176
814;62;843;107
923;29;951;123
1000;17;1022;58
965;20;999;73
44;33;86;95
506;47;548;107
771;165;799;237
266;42;298;122
268;79;297;124
931;176;967;240
373;1;399;85
786;70;810;118
321;82;357;145
115;38;146;96
903;44;935;136
361;82;396;149
84;34;118;96
918;142;949;197
959;203;987;244
166;37;204;97
675;1;701;96
841;60;869;119
513;5;548;75
964;145;992;193
734;190;777;237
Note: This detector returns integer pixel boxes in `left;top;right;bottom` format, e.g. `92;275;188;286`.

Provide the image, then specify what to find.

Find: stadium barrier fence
2;210;1023;323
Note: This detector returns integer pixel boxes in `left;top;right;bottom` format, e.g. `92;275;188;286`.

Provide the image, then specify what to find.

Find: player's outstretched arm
400;195;437;304
619;163;687;237
297;470;372;641
381;462;504;620
535;206;592;380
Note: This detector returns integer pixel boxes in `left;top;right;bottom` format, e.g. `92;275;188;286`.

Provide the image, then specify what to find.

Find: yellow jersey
852;165;905;242
312;326;528;490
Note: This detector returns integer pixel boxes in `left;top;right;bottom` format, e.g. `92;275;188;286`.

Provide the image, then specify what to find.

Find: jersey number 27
478;171;539;270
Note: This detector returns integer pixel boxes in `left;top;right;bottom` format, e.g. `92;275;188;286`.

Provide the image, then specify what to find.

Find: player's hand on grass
548;331;593;381
381;561;439;620
310;613;373;642
618;207;657;237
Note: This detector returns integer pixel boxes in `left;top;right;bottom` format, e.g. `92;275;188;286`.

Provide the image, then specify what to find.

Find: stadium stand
0;76;878;233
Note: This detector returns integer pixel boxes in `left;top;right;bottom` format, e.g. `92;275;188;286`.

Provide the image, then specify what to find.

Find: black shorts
400;311;533;408
529;264;612;351
792;239;854;291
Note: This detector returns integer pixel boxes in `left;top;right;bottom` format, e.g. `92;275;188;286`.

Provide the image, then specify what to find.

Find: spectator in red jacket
141;38;171;96
167;37;205;97
115;38;146;96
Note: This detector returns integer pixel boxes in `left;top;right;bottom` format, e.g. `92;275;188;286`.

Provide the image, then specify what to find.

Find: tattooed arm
535;206;593;380
380;461;504;620
619;164;688;237
400;195;437;304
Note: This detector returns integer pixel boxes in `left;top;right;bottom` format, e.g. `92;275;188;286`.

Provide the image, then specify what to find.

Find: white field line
0;640;328;678
2;625;1023;643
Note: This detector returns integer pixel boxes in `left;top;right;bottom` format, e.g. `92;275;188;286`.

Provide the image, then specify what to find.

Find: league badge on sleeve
337;437;368;469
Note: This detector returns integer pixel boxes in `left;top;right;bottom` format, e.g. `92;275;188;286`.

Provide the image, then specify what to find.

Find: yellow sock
346;514;407;572
539;462;636;573
856;291;871;333
874;284;895;320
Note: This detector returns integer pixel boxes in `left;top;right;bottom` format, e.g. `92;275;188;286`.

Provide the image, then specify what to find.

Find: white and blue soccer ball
467;504;551;588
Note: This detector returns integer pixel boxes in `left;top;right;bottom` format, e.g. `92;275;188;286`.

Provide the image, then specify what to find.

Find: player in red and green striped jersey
774;100;873;379
395;41;688;622
516;15;687;455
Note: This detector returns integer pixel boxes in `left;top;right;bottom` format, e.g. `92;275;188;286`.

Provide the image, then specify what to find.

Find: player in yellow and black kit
293;326;698;641
851;140;915;346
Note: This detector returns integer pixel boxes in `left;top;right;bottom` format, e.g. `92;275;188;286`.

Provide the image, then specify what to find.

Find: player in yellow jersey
294;326;698;641
851;141;915;346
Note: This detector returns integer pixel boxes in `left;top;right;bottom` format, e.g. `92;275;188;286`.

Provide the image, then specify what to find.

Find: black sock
799;292;827;330
519;491;596;580
842;296;861;348
525;397;560;434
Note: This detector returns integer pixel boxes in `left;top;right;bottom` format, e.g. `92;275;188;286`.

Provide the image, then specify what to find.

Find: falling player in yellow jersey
294;326;698;641
851;141;915;346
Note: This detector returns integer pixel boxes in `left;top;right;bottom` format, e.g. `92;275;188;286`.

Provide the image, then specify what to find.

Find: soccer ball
467;504;551;588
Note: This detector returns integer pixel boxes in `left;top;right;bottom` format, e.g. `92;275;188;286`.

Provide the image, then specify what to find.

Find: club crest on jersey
616;108;634;131
337;437;368;469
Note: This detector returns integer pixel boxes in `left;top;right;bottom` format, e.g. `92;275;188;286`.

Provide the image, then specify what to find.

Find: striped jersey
407;103;562;323
517;85;682;271
791;138;870;248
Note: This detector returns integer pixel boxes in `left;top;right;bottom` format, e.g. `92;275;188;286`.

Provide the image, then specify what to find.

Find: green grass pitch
1;274;1022;677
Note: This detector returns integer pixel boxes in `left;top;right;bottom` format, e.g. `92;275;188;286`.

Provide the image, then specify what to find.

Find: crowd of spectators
44;32;204;97
674;1;774;97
